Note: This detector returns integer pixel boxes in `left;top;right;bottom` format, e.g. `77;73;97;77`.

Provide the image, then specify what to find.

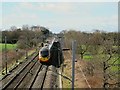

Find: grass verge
0;43;17;51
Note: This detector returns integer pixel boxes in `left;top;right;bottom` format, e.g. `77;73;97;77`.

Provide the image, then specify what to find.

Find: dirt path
62;51;91;88
62;50;103;88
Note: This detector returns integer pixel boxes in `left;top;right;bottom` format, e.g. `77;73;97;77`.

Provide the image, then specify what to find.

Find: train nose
39;56;49;62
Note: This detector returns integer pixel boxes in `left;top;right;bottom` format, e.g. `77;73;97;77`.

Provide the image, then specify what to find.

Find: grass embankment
7;49;35;70
0;43;17;51
61;52;72;88
83;54;93;60
0;43;37;79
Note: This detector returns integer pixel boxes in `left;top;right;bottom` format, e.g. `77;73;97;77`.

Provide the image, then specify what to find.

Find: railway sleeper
43;65;58;89
31;65;48;89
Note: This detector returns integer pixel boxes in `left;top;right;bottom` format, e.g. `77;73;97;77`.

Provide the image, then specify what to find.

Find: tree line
61;30;120;88
1;25;51;49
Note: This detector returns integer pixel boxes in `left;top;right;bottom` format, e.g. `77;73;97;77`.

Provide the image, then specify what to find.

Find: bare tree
63;30;119;88
63;30;90;59
101;37;119;89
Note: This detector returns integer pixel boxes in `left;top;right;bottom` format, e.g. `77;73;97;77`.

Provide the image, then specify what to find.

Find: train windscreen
41;50;49;57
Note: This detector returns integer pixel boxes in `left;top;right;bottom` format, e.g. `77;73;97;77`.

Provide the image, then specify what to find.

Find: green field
83;52;119;73
0;43;17;51
83;54;93;60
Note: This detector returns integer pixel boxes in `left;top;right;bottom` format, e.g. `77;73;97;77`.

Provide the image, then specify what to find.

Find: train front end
39;47;50;63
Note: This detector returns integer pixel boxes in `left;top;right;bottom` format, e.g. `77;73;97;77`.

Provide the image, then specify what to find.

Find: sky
1;0;119;33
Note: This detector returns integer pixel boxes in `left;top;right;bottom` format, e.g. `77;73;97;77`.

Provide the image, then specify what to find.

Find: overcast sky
1;0;118;33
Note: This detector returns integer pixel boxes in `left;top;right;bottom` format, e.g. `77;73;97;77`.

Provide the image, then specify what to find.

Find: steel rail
13;59;38;89
2;54;38;89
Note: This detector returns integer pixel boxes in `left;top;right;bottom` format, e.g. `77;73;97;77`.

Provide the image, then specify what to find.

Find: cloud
17;2;75;13
2;0;119;2
45;14;118;32
2;12;38;28
2;2;118;33
5;2;118;17
40;3;75;12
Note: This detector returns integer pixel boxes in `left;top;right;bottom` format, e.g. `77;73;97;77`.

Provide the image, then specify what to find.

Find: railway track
1;38;62;89
1;52;38;85
2;53;39;89
2;55;58;89
1;51;37;80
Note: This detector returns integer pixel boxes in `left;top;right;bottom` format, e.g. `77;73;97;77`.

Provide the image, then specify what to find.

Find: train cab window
41;51;48;55
40;48;49;57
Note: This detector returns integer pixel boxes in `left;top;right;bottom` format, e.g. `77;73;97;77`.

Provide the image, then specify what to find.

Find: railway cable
47;67;72;82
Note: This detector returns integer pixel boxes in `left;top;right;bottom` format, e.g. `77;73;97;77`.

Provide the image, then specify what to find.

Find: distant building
31;26;41;31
